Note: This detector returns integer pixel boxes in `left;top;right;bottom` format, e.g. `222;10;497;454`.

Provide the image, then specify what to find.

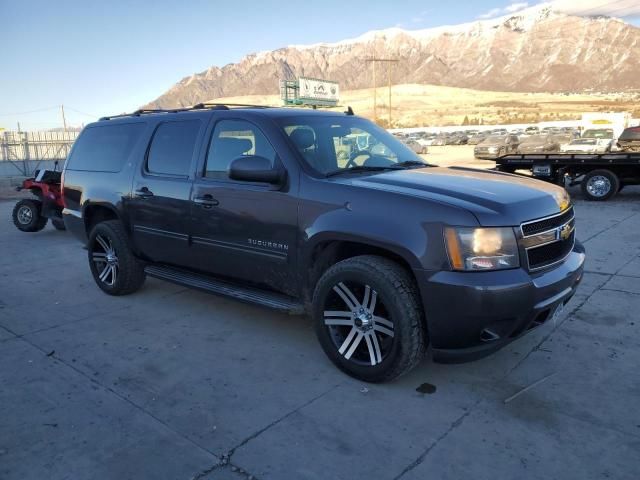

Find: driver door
188;118;298;295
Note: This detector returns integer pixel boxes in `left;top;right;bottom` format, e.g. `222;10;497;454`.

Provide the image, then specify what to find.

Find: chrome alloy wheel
323;282;395;366
91;234;118;286
16;205;33;225
585;175;611;198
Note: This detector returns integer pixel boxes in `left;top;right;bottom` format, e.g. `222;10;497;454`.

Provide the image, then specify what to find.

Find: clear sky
1;0;639;130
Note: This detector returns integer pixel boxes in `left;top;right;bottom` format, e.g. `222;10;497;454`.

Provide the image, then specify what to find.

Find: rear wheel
12;199;48;232
312;255;427;383
581;169;619;201
88;220;145;295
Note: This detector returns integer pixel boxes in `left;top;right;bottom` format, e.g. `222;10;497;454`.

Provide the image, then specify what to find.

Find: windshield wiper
325;165;398;178
392;160;432;169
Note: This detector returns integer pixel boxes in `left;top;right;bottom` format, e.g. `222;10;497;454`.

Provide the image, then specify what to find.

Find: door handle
134;187;154;199
194;195;219;208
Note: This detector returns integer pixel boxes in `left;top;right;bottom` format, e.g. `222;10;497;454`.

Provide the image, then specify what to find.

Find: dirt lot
1;157;640;479
208;83;640;128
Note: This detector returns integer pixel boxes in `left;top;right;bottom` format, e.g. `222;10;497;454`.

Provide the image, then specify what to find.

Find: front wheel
312;255;427;383
12;199;48;232
88;220;146;295
581;169;619;201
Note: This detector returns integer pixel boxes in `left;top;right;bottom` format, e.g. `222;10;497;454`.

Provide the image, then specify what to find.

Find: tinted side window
147;120;201;176
205;120;276;179
66;123;145;172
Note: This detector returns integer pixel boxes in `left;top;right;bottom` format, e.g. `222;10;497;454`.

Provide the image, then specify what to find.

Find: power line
64;106;99;118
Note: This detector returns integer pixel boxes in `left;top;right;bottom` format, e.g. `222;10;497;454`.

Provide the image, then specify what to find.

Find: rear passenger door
188;118;298;295
128;119;203;266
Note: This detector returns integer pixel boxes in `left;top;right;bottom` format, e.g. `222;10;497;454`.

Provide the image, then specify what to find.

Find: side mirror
228;155;284;184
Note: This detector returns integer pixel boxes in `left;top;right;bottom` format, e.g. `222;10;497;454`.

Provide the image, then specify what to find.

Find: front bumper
413;240;585;363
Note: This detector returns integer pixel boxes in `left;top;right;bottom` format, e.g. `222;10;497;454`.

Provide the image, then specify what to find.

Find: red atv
12;164;66;232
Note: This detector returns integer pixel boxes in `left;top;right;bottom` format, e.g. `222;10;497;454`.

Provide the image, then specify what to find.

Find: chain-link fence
0;130;79;176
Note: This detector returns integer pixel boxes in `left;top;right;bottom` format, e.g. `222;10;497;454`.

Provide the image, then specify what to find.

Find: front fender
299;200;456;275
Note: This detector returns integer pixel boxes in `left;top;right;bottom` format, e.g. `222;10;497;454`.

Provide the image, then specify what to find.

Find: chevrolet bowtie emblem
559;223;572;241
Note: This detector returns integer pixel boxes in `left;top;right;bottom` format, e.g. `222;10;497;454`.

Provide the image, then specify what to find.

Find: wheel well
307;241;416;298
84;205;119;233
29;187;43;199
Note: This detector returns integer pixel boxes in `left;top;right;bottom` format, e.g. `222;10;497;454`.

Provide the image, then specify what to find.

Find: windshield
277;116;425;175
583;129;613;139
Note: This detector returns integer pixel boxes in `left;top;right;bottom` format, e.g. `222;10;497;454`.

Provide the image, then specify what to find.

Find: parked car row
395;125;640;158
395;126;581;148
473;127;635;158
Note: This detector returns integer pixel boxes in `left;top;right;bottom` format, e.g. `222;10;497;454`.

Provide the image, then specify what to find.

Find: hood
344;167;569;226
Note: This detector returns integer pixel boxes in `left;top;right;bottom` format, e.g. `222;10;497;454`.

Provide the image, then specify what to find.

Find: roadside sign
298;77;339;105
281;77;340;107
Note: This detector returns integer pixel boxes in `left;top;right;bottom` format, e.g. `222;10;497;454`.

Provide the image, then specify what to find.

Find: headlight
444;227;519;271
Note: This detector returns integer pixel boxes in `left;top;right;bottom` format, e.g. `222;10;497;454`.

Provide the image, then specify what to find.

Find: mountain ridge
144;4;640;109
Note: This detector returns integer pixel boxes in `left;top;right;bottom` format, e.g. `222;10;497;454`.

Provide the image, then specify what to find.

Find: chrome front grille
521;207;574;236
520;208;576;271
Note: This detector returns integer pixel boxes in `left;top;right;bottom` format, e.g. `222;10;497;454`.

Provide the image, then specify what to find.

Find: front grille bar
520;208;576;271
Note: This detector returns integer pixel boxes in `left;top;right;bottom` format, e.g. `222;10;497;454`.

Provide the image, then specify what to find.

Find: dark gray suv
62;104;585;382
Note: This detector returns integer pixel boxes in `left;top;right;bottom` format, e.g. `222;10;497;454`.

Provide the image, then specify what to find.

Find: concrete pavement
1;186;639;480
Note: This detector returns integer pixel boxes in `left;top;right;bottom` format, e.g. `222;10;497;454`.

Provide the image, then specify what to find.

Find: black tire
12;199;48;232
88;220;145;295
581;169;619;201
312;255;427;383
51;218;66;231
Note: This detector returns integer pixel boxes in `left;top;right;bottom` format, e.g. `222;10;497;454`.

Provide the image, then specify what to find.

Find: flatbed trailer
494;152;640;201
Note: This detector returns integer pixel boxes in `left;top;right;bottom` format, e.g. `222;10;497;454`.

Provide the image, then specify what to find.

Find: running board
145;265;305;315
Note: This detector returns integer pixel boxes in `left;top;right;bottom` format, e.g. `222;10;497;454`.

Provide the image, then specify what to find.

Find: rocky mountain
145;4;640;109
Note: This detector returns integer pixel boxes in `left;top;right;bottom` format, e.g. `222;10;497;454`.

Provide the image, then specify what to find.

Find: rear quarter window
66;122;145;172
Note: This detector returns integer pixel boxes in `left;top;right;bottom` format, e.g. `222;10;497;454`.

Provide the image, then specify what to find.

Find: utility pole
61;104;67;132
388;61;392;127
365;57;398;127
17;122;21;133
372;59;377;122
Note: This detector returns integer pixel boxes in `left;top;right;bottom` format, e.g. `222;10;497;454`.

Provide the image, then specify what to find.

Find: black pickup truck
62;105;585;382
495;151;640;201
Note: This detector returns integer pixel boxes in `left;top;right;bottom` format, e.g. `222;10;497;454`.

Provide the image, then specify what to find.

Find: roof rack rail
194;102;274;109
99;103;275;121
